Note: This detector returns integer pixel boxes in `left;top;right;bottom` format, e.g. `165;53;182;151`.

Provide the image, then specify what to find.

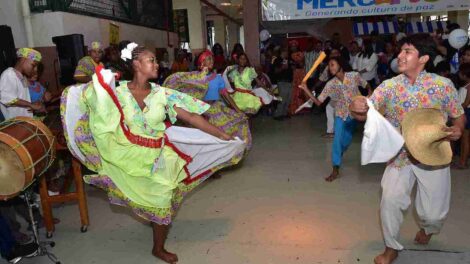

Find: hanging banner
109;23;120;45
261;0;470;21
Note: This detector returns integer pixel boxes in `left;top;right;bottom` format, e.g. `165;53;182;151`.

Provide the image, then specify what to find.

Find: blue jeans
332;116;357;167
0;213;15;258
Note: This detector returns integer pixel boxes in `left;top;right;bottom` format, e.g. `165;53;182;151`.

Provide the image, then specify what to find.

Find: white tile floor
6;114;470;264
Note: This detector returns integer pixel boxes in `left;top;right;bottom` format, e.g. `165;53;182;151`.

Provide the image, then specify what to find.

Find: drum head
0;143;25;198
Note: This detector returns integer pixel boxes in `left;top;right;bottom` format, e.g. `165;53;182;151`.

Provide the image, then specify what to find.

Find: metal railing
69;0;130;20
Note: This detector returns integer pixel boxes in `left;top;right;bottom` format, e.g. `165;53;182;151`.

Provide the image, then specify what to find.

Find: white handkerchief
361;99;404;165
222;66;235;93
294;95;316;114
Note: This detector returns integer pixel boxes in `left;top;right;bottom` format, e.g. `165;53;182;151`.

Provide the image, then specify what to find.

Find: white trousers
380;163;450;250
326;101;335;134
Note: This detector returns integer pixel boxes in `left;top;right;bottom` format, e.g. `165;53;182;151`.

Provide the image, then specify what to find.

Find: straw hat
401;108;452;166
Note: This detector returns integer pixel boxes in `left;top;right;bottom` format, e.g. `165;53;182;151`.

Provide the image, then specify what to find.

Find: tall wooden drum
0;117;56;200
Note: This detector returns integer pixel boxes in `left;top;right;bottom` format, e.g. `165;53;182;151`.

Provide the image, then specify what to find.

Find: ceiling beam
200;0;242;26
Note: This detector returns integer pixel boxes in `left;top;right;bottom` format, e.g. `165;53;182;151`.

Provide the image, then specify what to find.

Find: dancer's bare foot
374;247;398;264
414;229;433;245
152;223;176;263
321;133;334;138
325;166;339;182
152;248;178;263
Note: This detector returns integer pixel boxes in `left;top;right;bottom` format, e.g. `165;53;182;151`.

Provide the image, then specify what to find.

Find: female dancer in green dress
227;53;263;114
61;44;245;263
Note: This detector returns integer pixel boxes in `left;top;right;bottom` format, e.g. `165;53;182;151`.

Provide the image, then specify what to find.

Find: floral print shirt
318;72;367;120
369;71;464;168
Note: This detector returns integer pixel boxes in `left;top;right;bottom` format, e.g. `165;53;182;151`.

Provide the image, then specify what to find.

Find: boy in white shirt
0;48;46;119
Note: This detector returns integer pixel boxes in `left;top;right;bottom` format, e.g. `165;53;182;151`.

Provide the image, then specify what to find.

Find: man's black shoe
6;241;39;263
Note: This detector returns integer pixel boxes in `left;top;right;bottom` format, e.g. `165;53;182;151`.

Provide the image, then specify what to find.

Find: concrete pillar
227;21;239;56
448;10;469;31
21;0;34;47
212;15;226;49
239;25;245;50
201;6;208;51
243;0;260;66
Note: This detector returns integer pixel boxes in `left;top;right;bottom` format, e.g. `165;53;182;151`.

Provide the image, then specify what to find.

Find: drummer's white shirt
0;67;33;119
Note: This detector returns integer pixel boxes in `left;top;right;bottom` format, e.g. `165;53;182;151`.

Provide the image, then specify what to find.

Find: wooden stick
302;51;327;84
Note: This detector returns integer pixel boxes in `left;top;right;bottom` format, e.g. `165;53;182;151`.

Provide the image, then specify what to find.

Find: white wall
227;21;239;55
448;10;469;31
0;0;28;47
29;12;177;55
61;13;103;47
30;12;65;47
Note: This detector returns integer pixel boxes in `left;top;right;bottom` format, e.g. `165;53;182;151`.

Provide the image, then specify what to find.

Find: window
207;20;215;49
421;14;448;22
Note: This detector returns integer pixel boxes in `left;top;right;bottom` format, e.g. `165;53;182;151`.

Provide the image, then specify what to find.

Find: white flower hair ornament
121;42;139;61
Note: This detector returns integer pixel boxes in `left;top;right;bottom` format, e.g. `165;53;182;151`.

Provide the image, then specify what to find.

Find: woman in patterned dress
61;44;245;263
164;50;252;153
227;53;263;114
74;41;104;83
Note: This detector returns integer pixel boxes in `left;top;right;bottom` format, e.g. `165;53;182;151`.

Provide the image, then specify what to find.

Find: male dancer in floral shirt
350;34;466;264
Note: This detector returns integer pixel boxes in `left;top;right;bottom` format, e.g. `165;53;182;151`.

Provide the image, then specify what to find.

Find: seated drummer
74;41;104;83
0;48;46;120
0;48;60;243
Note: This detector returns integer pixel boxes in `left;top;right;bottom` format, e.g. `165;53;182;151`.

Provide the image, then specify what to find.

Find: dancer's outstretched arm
174;106;232;140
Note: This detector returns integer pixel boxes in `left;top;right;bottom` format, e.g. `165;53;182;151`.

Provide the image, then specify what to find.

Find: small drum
0;117;56;200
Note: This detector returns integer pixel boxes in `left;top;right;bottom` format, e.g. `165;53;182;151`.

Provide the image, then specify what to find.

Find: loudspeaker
0;25;17;74
52;34;85;86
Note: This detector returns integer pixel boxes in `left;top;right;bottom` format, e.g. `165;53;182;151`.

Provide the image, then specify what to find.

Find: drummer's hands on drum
30;102;47;113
